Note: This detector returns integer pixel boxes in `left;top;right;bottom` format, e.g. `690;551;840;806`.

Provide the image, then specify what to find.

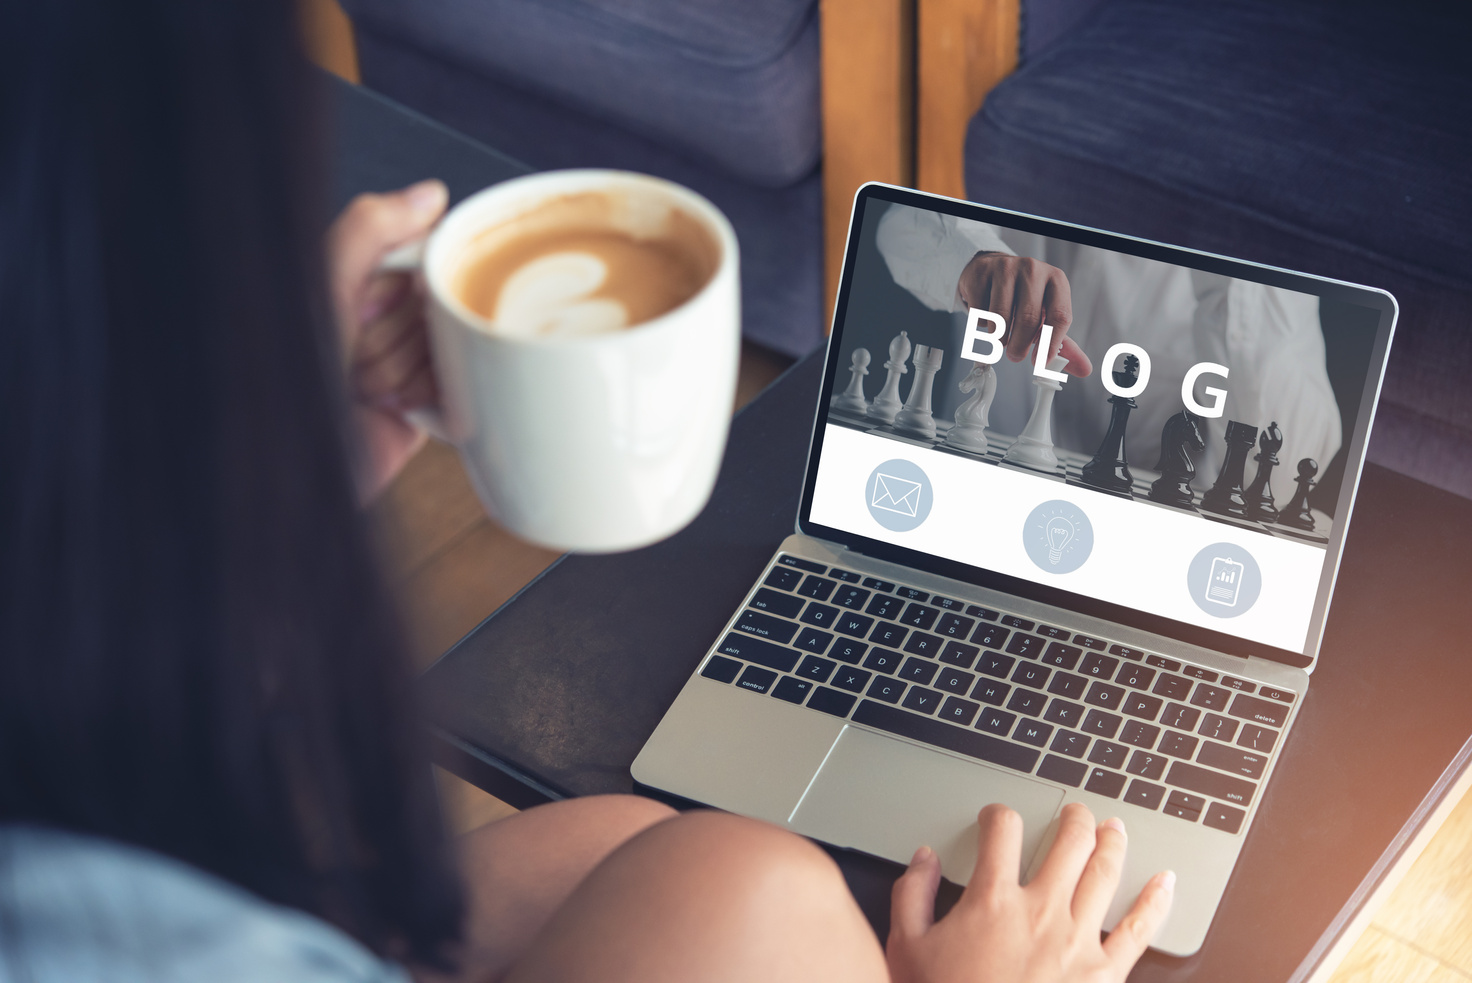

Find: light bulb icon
1044;516;1075;565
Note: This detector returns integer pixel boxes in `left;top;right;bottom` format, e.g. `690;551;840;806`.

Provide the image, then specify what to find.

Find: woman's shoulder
0;825;413;983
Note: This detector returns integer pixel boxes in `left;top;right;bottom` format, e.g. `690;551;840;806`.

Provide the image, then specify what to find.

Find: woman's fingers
1103;870;1176;969
1029;802;1099;902
967;803;1024;898
889;846;942;944
329;180;447;316
1071;817;1128;927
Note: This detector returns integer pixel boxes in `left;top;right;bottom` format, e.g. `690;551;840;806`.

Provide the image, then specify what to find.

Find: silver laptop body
634;184;1397;956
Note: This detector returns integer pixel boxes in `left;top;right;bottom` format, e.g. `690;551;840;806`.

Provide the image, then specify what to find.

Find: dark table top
333;76;1472;982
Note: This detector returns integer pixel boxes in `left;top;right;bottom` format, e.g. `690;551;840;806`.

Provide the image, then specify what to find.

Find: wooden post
300;0;361;83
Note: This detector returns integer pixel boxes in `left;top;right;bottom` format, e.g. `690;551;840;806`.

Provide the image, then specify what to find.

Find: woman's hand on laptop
886;802;1174;983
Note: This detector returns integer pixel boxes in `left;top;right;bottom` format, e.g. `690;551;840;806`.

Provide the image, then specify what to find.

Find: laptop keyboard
699;555;1296;836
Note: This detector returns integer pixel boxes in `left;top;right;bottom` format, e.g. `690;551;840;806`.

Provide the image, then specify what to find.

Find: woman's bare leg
504;811;889;983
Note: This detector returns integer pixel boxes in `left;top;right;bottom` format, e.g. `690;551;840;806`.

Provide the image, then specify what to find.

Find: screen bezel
796;183;1397;671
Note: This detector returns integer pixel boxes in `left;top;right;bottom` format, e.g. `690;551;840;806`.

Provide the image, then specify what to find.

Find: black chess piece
1281;458;1318;530
1243;422;1283;523
1201;421;1259;519
1081;354;1140;495
1148;410;1206;508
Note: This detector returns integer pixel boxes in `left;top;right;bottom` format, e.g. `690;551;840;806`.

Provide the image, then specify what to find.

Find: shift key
1228;693;1288;728
1166;761;1257;806
716;633;799;673
735;610;799;644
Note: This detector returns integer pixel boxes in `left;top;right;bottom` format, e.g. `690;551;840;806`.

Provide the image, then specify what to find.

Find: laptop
632;183;1397;956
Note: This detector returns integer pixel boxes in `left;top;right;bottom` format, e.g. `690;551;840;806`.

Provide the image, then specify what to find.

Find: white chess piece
830;347;871;415
942;361;996;452
866;331;911;424
893;344;945;438
1003;355;1070;471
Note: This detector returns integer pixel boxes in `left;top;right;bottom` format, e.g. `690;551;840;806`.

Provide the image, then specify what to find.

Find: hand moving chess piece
1003;354;1069;472
1201;421;1259;519
866;331;911;424
942;361;997;452
1281;458;1319;530
1081;353;1141;495
830;347;871;415
892;344;945;438
1147;410;1206;509
1244;422;1283;523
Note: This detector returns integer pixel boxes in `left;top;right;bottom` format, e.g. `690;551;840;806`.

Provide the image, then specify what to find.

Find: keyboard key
867;676;905;703
1198;741;1267;779
901;686;944;715
966;604;1000;620
830;639;868;665
1124;780;1166;810
972;624;1010;648
1011;663;1051;689
1075;634;1107;651
863;648;902;674
939;641;980;668
835;612;876;639
1160;703;1200;731
900;658;940;686
1084;682;1126;710
1237;723;1279;753
736;610;799;643
1145;655;1182;672
1081;709;1122;739
1122;693;1163;720
852;700;1038;772
897;587;929;602
772;676;814;703
976;707;1016;735
1046;672;1088;700
1116;663;1156;690
794;628;833;654
979;651;1015;678
862;576;896;592
1036;624;1070;639
1088;741;1129;770
1110;644;1147;661
1040;642;1083;670
1259;686;1295;703
1220;675;1255;692
779;555;825;573
1198;714;1238;742
1152;674;1192;700
832;666;872;693
717;633;799;673
1085;768;1128;798
1005;634;1046;659
1183;665;1218;682
736;665;778;694
870;623;908;647
935;613;976;639
797;575;837;600
1014;719;1054;747
764;567;803;591
1159;731;1198;758
866;595;906;620
1007;689;1048;717
1127;751;1167;780
1229;694;1288;727
1000;615;1035;631
701;655;742;683
939;696;980;726
903;632;944;658
1190;684;1232;711
1049;731;1090;759
1165;761;1257;806
808;686;857;717
800;603;840;629
1038;754;1088;787
830;568;864;583
833;586;871;610
1120;720;1160;749
935;667;976;695
1204;802;1247;834
1079;654;1120;679
1164;790;1206;821
749;588;804;618
1044;700;1085;729
971;679;1010;705
796;655;837;683
932;595;964;610
901;604;940;630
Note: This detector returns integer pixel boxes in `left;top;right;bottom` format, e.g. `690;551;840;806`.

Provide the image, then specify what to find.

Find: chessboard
828;409;1332;546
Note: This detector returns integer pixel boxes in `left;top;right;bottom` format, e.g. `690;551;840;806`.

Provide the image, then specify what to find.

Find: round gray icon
1187;542;1262;618
865;459;933;532
1023;500;1094;574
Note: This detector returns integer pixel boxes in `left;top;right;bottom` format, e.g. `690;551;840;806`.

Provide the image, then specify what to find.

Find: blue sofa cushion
342;0;820;189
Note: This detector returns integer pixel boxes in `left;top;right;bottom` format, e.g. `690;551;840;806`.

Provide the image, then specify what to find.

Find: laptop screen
799;185;1395;668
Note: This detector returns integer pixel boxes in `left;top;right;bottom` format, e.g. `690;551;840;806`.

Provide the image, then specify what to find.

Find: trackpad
790;727;1064;885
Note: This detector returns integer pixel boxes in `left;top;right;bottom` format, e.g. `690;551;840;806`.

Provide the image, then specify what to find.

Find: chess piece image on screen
1148;410;1206;509
830;347;871;415
892;344;945;438
1201;421;1260;519
1282;458;1319;530
1003;354;1069;472
866;331;911;424
1244;422;1283;523
942;361;997;452
1081;353;1141;495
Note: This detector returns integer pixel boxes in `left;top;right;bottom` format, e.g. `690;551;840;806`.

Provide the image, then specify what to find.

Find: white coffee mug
395;170;740;553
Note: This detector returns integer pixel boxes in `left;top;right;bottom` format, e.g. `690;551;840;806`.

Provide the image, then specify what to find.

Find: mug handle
376;238;450;442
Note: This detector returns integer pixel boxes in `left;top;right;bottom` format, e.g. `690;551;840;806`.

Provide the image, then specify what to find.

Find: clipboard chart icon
1205;557;1245;606
1187;544;1261;618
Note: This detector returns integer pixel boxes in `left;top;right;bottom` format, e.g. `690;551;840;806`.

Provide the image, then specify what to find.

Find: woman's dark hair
0;0;463;966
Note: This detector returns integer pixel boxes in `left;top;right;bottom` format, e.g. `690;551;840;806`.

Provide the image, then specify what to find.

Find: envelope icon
871;472;922;517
